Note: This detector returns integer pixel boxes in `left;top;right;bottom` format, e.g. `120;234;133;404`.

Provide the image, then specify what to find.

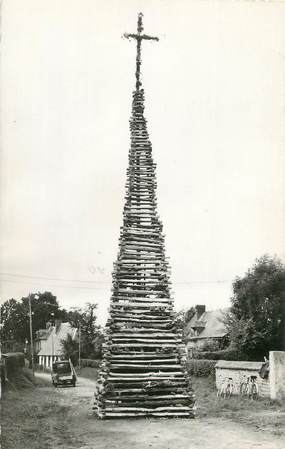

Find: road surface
36;373;284;449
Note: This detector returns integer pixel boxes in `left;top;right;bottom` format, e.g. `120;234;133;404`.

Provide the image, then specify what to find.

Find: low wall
270;351;285;401
2;353;25;380
215;360;270;398
215;353;285;400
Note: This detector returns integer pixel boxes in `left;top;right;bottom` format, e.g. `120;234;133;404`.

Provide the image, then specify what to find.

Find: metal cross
124;13;159;90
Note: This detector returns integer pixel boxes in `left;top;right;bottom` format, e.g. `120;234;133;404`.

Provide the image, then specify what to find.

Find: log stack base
93;88;195;418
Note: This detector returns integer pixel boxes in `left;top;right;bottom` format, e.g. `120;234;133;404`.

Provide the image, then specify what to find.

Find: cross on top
124;13;159;90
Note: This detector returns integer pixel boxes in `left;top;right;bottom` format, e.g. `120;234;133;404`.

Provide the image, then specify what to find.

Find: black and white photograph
1;1;285;448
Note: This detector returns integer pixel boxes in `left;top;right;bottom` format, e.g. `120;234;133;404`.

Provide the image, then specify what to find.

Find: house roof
185;309;228;340
215;360;263;371
37;322;77;356
35;329;50;340
2;352;25;359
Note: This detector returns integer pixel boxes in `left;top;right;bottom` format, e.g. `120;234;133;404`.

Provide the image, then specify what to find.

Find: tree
61;334;79;365
224;255;285;360
65;303;103;359
0;292;66;346
174;307;196;343
1;298;24;342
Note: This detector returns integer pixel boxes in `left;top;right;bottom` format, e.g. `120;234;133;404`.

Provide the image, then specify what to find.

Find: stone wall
216;354;285;400
269;351;285;400
215;361;270;398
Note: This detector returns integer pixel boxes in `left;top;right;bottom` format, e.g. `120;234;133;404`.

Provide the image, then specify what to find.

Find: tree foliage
174;307;196;342
224;255;285;360
0;292;66;347
64;303;103;359
61;334;79;365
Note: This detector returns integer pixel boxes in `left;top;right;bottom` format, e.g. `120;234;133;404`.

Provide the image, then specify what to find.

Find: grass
3;367;50;391
1;367;79;449
1;385;74;449
192;376;285;436
1;366;99;449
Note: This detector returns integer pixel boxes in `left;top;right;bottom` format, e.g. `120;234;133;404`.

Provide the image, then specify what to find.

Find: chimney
195;305;206;320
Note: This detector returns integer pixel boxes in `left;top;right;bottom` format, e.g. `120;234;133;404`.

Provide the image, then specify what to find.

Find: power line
0;278;107;290
0;272;109;284
0;271;230;286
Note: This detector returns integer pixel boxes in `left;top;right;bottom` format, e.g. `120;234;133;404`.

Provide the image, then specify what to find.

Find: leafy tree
174;307;196;342
224;255;285;360
0;292;66;345
1;298;24;342
61;334;79;365
65;303;103;359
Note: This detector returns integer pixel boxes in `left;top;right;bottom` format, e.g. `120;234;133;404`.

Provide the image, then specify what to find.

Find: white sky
1;0;285;324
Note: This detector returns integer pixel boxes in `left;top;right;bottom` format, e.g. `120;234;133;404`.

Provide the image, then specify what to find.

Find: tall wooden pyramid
94;13;195;418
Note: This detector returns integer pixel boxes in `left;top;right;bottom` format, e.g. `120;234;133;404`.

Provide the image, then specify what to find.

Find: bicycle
217;377;234;398
240;376;259;400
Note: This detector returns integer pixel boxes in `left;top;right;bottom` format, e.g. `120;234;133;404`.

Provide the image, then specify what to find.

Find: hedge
3;352;25;371
186;359;216;377
193;349;245;361
2;352;25;380
80;358;101;368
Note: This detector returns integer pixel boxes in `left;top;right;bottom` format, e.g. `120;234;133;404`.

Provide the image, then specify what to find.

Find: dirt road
35;373;284;449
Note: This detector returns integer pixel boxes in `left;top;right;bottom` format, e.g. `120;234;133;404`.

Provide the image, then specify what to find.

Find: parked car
51;360;76;387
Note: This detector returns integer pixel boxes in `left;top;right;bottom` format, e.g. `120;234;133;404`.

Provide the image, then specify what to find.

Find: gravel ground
10;372;280;449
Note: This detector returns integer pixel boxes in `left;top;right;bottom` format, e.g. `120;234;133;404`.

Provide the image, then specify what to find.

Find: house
185;305;228;355
34;328;51;354
35;321;77;369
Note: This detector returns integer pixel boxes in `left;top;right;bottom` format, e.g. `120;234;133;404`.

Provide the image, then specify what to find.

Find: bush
193;351;220;360
199;340;221;352
186;359;216;377
192;349;246;361
80;358;101;368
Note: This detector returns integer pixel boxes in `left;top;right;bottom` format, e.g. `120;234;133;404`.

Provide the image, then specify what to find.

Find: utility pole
51;312;55;366
78;322;81;370
28;294;35;377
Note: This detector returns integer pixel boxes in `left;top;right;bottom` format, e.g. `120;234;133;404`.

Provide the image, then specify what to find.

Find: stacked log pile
94;14;195;418
94;88;195;418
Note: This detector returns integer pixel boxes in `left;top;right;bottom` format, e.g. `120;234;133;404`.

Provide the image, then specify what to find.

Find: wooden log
113;288;169;295
110;331;179;337
112;296;172;303
103;382;189;390
102;406;193;412
100;412;194;418
109;343;178;348
110;363;182;369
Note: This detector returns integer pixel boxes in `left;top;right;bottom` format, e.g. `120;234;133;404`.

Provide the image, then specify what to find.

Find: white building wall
215;367;270;397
